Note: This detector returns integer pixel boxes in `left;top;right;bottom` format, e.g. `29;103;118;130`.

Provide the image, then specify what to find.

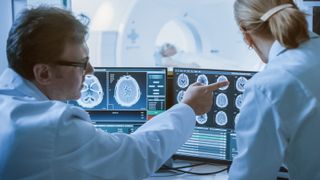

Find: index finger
205;81;229;91
189;82;204;87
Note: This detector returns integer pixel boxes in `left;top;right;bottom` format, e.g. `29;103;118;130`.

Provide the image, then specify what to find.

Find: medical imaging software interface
173;68;256;162
71;67;167;134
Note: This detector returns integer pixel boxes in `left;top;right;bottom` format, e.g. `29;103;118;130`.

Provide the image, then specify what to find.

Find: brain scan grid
173;68;256;162
174;69;254;129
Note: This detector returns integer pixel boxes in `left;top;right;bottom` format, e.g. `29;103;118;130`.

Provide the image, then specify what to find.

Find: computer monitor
303;0;320;6
314;7;320;35
172;67;256;164
70;67;167;133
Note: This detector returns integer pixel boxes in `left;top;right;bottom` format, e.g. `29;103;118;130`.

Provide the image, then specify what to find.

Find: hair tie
260;4;293;22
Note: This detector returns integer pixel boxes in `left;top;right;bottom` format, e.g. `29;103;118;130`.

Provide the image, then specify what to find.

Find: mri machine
73;0;318;71
115;0;262;71
6;0;319;73
10;0;315;72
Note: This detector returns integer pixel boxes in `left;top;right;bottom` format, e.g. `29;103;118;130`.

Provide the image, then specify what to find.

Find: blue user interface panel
70;67;167;133
173;67;256;163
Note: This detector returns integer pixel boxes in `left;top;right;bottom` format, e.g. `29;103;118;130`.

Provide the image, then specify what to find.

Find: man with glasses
0;6;228;179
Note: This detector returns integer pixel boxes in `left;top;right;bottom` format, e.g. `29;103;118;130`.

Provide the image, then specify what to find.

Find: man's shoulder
38;100;91;122
57;102;91;121
0;95;90;124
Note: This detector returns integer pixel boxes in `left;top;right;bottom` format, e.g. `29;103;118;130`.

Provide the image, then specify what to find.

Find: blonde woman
229;0;320;179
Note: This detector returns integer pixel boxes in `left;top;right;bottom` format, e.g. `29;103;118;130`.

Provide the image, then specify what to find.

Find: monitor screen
70;67;167;133
172;67;256;163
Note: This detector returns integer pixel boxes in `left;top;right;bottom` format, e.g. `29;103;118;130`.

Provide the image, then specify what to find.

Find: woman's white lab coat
229;33;320;180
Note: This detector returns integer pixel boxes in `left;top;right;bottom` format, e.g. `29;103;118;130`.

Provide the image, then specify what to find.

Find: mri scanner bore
71;0;264;70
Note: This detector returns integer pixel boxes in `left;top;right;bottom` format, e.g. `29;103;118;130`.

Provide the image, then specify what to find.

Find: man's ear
33;64;52;85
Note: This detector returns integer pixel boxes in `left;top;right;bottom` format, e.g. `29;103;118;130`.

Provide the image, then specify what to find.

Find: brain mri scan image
216;93;229;108
235;94;243;109
77;75;104;108
196;74;209;85
177;73;190;88
173;68;256;162
196;113;208;125
177;90;185;103
114;75;141;107
217;75;229;90
236;76;248;92
215;111;228;126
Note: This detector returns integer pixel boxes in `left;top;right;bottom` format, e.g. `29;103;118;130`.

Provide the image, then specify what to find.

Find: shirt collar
0;68;49;101
309;31;320;39
268;31;319;63
268;40;287;63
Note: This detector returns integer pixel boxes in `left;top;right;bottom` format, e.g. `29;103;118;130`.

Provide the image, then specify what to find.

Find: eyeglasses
51;57;89;70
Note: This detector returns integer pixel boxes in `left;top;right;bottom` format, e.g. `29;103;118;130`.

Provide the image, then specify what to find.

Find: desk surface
145;160;229;180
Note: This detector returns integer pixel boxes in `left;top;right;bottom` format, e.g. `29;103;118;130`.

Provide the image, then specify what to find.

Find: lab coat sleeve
228;84;284;180
53;103;196;180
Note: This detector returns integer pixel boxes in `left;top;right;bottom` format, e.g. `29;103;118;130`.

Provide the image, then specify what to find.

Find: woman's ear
33;64;52;85
243;32;254;49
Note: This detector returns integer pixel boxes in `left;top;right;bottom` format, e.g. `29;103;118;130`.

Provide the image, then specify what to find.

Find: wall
0;1;12;74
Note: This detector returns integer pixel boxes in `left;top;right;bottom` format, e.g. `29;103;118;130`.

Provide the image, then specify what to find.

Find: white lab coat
229;32;320;180
0;68;196;180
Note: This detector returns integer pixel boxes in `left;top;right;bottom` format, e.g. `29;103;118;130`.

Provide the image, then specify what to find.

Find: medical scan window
173;67;256;163
69;67;167;132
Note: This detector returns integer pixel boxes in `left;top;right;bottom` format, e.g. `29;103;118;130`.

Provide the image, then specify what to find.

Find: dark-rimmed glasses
50;57;89;75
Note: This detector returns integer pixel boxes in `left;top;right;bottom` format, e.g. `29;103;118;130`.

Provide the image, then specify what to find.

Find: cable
159;162;207;170
168;166;228;175
154;162;205;177
162;164;229;176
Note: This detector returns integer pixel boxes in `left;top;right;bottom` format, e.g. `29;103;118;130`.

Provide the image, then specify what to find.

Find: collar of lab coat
0;68;49;101
268;31;320;63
